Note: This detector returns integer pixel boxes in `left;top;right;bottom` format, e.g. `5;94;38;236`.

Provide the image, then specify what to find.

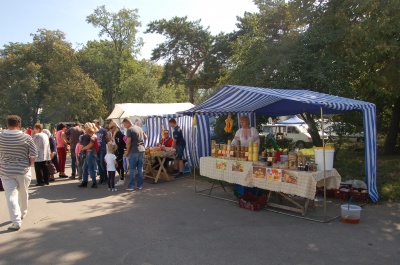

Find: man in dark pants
65;122;84;179
93;120;109;184
169;118;186;178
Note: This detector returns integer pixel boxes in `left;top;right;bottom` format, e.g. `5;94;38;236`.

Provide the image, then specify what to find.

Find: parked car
259;123;313;148
323;122;364;142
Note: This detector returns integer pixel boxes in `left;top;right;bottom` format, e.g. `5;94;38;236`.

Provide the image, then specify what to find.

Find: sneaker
126;186;134;191
108;188;112;191
115;180;125;186
91;183;98;188
59;174;68;178
8;223;21;231
112;188;118;192
69;176;76;180
174;173;184;179
138;186;143;190
171;171;180;176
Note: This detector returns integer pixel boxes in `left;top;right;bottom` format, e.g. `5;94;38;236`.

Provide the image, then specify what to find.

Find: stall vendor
153;129;174;170
231;115;260;147
157;130;173;147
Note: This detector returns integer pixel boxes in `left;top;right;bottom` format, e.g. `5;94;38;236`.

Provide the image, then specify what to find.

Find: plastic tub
314;148;335;171
341;204;362;224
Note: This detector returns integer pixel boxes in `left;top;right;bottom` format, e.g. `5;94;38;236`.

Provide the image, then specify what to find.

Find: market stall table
144;149;176;183
199;156;341;215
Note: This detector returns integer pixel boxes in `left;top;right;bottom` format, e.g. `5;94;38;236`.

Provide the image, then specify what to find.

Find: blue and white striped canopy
182;85;378;202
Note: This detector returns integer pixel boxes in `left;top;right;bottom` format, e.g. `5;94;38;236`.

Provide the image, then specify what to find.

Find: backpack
93;139;99;152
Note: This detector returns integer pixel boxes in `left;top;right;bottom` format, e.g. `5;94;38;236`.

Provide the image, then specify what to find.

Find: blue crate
234;184;262;198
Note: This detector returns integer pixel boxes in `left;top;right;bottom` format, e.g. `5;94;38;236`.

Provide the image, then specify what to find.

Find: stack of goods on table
211;140;259;162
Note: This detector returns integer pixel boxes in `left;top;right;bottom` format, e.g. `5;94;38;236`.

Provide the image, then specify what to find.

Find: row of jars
211;140;259;161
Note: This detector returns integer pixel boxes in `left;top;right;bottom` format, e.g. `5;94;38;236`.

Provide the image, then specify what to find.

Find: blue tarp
181;85;378;202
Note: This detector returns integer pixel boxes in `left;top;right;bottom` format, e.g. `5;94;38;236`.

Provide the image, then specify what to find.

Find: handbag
46;161;57;175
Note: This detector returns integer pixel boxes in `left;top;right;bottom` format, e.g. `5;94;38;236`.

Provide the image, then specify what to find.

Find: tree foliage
145;16;214;103
86;6;142;112
0;29;106;126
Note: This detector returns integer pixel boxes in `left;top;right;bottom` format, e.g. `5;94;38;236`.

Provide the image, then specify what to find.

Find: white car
323;122;364;142
259;123;313;148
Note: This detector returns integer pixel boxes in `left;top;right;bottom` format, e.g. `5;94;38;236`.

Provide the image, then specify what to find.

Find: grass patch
300;142;400;202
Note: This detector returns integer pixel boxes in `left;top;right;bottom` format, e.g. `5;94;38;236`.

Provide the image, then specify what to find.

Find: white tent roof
276;115;306;124
107;103;195;120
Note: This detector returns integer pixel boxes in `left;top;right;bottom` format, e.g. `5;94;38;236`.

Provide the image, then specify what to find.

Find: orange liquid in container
341;218;360;224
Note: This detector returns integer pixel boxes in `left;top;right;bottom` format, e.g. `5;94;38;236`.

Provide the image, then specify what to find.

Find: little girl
104;142;118;191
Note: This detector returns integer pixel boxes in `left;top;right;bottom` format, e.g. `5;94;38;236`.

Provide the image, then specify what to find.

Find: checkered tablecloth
200;157;341;200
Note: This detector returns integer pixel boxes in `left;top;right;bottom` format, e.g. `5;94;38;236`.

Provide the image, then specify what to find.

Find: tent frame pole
320;107;327;222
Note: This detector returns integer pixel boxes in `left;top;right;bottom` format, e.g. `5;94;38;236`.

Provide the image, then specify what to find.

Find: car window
263;126;273;133
288;126;299;134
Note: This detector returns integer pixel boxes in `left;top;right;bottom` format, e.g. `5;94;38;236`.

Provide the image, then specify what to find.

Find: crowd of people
0;115;187;231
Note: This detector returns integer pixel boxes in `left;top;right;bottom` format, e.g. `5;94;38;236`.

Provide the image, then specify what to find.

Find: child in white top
104;142;118;191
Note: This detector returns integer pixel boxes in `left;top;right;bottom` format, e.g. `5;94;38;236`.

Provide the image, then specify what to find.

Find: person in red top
153;130;174;170
26;127;33;136
157;130;173;147
56;123;69;178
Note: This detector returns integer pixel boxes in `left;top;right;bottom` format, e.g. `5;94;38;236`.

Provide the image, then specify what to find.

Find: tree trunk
189;86;195;104
384;96;400;155
303;113;323;147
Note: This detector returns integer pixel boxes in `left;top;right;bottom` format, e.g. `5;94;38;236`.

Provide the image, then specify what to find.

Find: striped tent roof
182;85;378;202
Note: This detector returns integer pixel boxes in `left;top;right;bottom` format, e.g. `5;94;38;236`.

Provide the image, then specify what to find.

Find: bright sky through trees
0;0;258;59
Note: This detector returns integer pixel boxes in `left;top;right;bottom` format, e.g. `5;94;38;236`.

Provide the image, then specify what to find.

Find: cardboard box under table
199;157;341;216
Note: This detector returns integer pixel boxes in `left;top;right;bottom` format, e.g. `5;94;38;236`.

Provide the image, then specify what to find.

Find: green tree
86;5;142;112
0;29;106;125
0;43;40;126
145;16;213;103
118;59;177;103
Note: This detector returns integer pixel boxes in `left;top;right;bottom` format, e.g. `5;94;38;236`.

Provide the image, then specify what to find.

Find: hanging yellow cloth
224;114;233;133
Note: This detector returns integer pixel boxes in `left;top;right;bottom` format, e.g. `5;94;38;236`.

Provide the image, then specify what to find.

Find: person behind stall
231;115;260;147
104;142;118;192
108;121;126;187
153;129;174;170
169;119;186;178
157;129;173;148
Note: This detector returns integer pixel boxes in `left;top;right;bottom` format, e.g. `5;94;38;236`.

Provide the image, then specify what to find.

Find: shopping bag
46;161;57;175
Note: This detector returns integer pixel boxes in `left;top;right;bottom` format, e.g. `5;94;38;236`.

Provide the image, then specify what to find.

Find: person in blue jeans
122;118;147;191
93;120;109;184
78;123;98;188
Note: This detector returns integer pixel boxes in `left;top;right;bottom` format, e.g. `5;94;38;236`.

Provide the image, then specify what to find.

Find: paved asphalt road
0;159;399;265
